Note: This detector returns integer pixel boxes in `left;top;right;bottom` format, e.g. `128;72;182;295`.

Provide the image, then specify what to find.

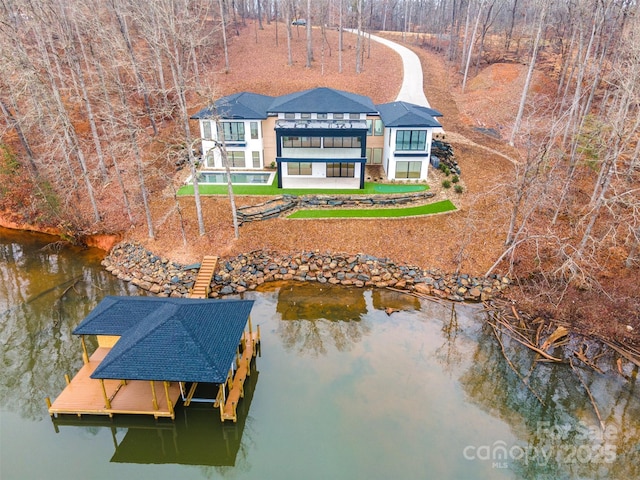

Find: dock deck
220;329;260;422
48;348;180;419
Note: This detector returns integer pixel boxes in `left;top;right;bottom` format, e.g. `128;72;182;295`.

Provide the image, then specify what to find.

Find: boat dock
47;259;259;423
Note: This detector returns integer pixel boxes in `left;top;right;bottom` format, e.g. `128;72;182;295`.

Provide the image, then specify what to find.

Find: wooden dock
47;256;258;423
47;348;180;419
190;255;218;298
218;328;260;422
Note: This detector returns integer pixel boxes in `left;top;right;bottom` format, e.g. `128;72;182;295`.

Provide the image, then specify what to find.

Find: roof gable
268;87;377;114
376;101;442;128
80;296;254;384
191;92;274;120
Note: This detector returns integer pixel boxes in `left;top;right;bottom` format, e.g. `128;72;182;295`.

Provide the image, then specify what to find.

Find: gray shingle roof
376;101;443;128
191;89;445;130
268;87;377;114
76;296;254;384
190;92;274;119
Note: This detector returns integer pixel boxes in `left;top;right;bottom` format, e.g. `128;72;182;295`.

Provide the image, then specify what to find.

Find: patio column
80;335;89;364
164;381;174;419
99;379;112;409
150;381;159;410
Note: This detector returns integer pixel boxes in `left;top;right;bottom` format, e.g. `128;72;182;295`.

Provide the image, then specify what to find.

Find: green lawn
177;174;428;196
287;200;457;218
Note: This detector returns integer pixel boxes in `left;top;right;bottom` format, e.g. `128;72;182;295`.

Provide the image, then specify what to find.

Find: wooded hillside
1;0;638;343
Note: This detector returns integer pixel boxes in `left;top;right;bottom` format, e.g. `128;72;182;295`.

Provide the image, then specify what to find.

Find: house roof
267;87;378;114
191;89;445;130
376;101;443;128
190;92;274;120
75;296;254;384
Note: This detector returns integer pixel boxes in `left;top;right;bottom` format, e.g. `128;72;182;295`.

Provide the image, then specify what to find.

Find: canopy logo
462;421;618;468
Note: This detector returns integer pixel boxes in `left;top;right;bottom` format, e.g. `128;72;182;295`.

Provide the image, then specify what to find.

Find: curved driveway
345;29;431;107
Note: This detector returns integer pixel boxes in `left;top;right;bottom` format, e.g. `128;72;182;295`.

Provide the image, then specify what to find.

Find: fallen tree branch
490;322;545;405
569;358;605;431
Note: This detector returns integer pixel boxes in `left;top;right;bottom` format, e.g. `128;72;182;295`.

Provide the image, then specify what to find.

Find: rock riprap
102;242;510;301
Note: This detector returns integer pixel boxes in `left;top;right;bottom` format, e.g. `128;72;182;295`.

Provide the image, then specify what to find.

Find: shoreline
4;220;638;380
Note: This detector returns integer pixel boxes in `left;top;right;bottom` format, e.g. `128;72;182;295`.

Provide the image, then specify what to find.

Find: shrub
442;180;451;189
454;185;463;194
451;174;459;183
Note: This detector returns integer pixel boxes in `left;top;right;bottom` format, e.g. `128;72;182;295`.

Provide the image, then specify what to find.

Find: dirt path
445;131;518;165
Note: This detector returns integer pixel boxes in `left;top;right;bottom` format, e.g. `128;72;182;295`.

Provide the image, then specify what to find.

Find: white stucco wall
199;119;265;169
383;128;434;181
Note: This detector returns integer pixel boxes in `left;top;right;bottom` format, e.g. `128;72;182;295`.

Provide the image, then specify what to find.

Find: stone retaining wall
237;191;436;224
102;242;510;302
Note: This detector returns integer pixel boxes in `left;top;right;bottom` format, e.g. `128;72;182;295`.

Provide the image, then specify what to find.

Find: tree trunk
338;0;343;73
461;0;484;93
219;0;231;72
305;0;313;67
285;0;293;66
356;0;363;73
509;2;545;145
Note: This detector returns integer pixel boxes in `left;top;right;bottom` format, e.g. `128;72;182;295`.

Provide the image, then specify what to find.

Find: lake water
1;227;638;479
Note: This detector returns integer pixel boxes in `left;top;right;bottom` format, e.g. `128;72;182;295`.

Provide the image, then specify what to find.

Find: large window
396;130;426;151
395;161;422;178
250;122;259;139
205;149;215;167
366;148;383;164
323;136;361;148
282;136;321;148
220;122;245;142
252;151;261;168
374;119;384;136
225;151;246;167
327;162;355;177
202;120;212;140
287;162;312;175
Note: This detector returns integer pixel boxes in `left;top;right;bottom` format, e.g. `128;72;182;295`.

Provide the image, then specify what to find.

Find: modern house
191;87;443;189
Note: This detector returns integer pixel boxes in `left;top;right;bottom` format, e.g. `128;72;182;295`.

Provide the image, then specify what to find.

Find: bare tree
219;0;231;72
461;0;485;92
305;0;313;67
509;0;547;145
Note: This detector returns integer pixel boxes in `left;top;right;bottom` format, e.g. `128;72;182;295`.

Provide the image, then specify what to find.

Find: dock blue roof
268;87;377;114
190;92;274;120
376;101;443;128
75;296;254;384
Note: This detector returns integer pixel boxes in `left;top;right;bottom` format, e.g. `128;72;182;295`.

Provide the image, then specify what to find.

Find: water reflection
2;229;640;479
51;371;259;469
435;302;463;374
0;228;142;420
460;322;640;479
268;283;367;356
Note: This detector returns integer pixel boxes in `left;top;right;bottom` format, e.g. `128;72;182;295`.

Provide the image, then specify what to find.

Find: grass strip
177;175;428;196
287;199;457;219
